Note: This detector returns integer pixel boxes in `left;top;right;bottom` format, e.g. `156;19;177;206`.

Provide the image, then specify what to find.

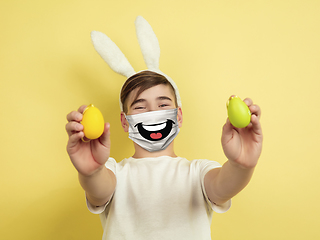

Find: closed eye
159;104;168;107
134;106;146;110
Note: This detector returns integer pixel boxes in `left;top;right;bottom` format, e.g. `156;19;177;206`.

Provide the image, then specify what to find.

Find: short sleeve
105;157;117;174
198;159;232;213
86;157;117;214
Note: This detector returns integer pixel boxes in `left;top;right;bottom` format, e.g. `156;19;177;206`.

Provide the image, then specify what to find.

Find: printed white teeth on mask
142;122;167;132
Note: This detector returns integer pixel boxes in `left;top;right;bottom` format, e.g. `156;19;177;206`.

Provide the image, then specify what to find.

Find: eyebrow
130;98;146;108
130;96;172;108
157;96;172;102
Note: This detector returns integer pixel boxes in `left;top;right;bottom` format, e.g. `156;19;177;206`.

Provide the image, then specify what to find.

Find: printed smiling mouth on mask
135;119;175;141
125;108;180;152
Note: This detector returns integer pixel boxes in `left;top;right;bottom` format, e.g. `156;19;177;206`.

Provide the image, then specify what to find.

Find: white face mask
125;108;180;152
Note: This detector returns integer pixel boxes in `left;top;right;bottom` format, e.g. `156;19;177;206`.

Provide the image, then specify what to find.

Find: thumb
91;122;111;165
99;122;111;149
221;118;235;145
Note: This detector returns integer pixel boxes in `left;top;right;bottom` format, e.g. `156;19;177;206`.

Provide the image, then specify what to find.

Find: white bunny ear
135;16;182;108
91;31;136;78
135;16;160;71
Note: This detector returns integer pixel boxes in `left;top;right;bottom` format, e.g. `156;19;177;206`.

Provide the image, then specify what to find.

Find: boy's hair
120;71;178;113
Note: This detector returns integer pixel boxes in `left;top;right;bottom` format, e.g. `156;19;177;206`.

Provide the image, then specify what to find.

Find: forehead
127;84;175;105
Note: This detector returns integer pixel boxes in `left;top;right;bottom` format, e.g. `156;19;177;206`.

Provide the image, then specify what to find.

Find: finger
67;131;85;149
67;111;83;123
243;98;253;107
251;114;263;136
78;105;88;114
99;123;111;149
91;123;111;165
221;118;236;145
249;104;261;120
65;121;84;136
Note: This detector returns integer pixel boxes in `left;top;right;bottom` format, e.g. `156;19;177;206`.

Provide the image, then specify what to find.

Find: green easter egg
227;96;251;128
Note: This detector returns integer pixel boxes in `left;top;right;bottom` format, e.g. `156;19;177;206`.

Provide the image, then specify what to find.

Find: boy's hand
66;105;111;176
221;98;263;169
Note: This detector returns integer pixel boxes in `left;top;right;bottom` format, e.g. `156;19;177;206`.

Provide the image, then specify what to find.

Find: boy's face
121;84;182;132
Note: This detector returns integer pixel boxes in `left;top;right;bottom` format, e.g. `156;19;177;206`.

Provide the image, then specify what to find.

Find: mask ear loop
122;113;130;130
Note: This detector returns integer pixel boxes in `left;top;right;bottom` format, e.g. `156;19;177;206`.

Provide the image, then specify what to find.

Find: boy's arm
204;98;263;205
204;161;255;205
79;167;116;207
66;105;116;207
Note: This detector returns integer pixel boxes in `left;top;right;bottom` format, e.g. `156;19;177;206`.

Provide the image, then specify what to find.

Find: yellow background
1;0;319;239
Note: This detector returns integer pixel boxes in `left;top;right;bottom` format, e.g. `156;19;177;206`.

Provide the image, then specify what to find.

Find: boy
65;70;263;239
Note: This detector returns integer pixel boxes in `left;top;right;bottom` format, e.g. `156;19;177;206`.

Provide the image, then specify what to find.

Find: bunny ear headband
91;16;182;111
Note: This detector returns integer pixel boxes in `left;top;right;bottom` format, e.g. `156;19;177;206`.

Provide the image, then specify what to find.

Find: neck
132;141;177;158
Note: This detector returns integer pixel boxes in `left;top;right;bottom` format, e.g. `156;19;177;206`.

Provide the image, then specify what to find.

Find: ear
120;112;129;132
177;107;183;128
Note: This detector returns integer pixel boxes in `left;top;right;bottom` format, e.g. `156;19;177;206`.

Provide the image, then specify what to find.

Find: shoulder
172;157;222;173
188;159;222;176
190;159;222;168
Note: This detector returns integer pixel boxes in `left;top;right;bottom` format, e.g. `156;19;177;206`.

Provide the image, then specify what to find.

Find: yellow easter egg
81;104;104;139
227;96;251;128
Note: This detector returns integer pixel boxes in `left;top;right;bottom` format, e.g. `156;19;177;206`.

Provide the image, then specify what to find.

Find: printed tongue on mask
150;133;162;139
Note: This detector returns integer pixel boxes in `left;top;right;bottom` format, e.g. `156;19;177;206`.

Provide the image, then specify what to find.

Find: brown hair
120;71;177;113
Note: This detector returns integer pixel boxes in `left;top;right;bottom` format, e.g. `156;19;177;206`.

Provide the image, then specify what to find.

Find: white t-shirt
87;156;231;240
